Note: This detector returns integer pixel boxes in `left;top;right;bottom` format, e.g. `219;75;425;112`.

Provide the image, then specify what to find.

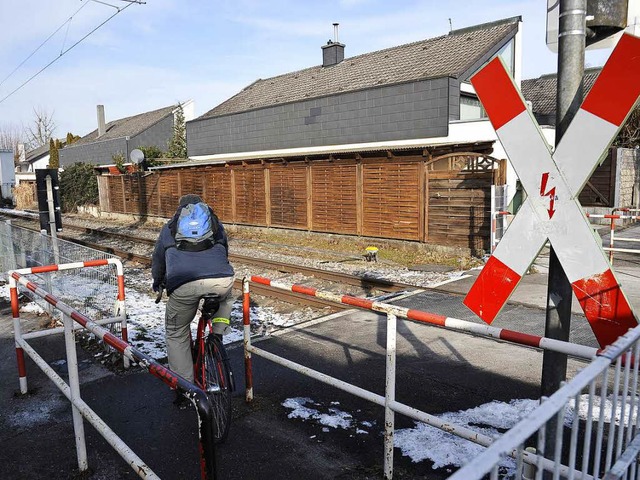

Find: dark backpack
170;202;219;252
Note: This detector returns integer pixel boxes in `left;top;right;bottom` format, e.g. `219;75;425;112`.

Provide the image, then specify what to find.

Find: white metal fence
0;220;118;321
450;325;640;480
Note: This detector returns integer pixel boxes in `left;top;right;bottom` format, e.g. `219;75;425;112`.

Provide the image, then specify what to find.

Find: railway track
1;211;418;311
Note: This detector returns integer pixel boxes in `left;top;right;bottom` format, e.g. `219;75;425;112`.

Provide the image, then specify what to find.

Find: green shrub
59;162;98;212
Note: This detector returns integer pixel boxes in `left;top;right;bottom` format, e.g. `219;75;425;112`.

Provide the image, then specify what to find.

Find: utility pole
541;0;585;453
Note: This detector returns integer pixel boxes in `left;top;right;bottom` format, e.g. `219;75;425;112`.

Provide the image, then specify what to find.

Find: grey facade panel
129;115;174;152
60;115;174;166
187;78;450;156
59;138;128;166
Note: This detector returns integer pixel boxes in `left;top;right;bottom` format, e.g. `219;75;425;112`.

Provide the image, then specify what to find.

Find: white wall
0;150;16;199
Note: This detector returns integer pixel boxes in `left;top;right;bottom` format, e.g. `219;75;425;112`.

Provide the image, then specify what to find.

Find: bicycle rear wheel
203;335;233;443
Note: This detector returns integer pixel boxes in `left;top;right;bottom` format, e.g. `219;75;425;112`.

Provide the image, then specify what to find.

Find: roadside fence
240;275;631;479
0;220;119;322
9;259;219;480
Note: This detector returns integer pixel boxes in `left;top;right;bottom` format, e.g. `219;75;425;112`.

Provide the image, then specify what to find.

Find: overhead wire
0;0;141;105
0;1;89;89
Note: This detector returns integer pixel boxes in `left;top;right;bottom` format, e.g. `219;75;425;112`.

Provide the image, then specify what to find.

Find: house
96;17;524;252
520;68;639;212
59;101;195;167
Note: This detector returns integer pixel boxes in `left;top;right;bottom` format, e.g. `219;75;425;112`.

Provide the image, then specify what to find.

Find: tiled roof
198;17;520;120
25;144;50;163
521;67;602;116
73;104;176;146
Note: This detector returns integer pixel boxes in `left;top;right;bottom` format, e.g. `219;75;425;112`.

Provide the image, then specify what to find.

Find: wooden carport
96;141;505;253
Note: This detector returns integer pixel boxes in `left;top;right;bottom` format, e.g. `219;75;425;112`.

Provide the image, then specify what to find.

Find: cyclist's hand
154;285;165;304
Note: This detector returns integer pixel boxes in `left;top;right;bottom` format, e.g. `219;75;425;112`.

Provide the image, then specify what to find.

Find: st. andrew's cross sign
463;34;640;348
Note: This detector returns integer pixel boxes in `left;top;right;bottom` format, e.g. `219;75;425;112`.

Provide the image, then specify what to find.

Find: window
497;39;515;76
460;95;486;120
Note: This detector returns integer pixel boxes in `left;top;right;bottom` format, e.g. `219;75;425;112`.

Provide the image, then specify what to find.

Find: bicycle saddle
201;295;220;319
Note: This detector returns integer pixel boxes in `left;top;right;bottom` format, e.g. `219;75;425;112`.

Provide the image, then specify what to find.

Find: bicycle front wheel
203;335;233;443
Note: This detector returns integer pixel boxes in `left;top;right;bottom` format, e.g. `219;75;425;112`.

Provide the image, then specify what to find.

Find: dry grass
13;183;36;210
228;225;483;270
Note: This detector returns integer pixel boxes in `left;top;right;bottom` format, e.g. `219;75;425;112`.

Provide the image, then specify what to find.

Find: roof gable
73;104;176;146
198;17;520;120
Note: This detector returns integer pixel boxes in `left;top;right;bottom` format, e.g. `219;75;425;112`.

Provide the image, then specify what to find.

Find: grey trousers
165;276;234;383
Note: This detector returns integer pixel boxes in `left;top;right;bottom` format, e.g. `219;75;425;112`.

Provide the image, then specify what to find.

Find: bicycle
156;287;235;443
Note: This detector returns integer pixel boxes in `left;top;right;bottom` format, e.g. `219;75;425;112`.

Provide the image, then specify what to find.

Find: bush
59;163;98;212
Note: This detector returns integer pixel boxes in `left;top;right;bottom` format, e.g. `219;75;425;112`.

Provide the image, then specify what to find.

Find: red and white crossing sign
464;34;640;348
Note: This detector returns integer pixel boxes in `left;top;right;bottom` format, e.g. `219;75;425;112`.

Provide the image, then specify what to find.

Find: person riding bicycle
152;194;235;393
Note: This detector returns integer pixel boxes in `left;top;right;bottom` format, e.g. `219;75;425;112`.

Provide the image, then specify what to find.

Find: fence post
609;217;615;264
384;312;397;480
242;277;253;402
39;230;54;316
3;220;17;272
63;313;89;472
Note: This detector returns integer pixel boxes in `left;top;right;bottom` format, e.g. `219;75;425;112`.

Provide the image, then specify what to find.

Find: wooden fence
97;153;505;252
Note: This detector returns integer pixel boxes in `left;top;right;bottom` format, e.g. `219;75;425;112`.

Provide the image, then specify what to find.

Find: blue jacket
152;206;235;294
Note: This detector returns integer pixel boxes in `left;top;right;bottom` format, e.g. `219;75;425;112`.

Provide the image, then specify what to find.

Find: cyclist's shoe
173;390;189;410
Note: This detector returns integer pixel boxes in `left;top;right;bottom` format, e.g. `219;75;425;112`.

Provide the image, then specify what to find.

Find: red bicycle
156;289;235;443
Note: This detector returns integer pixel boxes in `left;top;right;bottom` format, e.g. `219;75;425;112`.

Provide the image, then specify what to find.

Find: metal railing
450;324;640;480
0;220;118;321
239;275;621;479
9;259;219;480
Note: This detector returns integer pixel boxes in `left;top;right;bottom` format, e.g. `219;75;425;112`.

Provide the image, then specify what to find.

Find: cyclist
152;194;235;404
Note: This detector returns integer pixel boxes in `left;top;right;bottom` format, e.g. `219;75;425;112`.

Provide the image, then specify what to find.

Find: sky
0;0;613;141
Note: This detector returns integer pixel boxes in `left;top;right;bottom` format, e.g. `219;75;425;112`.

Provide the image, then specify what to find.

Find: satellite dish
130;149;145;164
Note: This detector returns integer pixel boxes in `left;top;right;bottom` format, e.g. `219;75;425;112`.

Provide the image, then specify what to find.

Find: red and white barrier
248;275;598;359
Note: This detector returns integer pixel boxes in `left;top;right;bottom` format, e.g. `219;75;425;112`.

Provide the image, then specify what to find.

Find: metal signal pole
541;0;586;454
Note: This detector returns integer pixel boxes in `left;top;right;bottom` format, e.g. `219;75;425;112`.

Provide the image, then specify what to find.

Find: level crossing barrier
584;213;640;264
9;259;219;480
241;276;607;479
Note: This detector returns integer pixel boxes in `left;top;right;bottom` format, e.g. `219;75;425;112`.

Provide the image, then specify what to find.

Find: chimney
321;23;345;67
97;105;106;137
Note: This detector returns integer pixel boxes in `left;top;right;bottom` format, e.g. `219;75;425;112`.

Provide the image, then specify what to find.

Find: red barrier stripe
30;265;59;274
250;276;271;286
25;282;37;293
44;294;58;306
11;271;19;280
582;34;640;126
406;309;447;326
471;57;525;130
83;259;109;267
243;292;250;326
103;332;129;353
70;311;89;327
121;326;128;343
341;296;374;309
499;329;542;348
16;347;26;376
572;268;638;348
149;363;179;389
10;287;19;317
464;255;521;324
292;284;317;296
117;276;125;301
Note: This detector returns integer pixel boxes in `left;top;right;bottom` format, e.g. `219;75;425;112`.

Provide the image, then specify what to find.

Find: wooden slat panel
269;164;307;229
579;148;615;206
97;176;110;213
311;162;357;234
201;167;233;222
362;162;421;240
108;176;125;213
427;171;491;251
142;174;160;216
234;166;266;225
158;171;180;217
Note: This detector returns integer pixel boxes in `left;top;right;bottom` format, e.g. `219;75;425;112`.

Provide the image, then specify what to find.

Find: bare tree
614;106;640;148
0;122;28;163
26;106;56;149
